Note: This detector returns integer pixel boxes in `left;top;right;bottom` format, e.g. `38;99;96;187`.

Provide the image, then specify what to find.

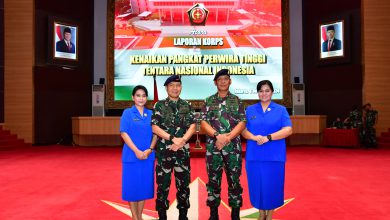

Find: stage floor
1;146;389;219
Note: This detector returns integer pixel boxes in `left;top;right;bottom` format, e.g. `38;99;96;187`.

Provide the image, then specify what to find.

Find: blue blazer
120;106;154;162
245;102;292;162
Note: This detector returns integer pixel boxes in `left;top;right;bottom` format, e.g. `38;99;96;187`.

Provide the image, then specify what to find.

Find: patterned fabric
201;92;246;208
152;98;195;210
366;110;378;127
362;110;378;147
349;109;362;129
155;149;191;210
331;120;344;129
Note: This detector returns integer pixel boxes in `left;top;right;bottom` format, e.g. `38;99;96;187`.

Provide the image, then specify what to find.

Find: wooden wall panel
33;0;93;145
362;0;390;135
0;0;4;123
4;0;34;143
302;0;362;126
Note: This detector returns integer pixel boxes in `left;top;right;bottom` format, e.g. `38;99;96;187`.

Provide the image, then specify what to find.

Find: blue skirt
246;161;285;210
122;160;155;202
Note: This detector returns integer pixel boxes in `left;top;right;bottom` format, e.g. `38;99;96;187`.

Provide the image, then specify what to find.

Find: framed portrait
53;21;78;61
319;20;344;59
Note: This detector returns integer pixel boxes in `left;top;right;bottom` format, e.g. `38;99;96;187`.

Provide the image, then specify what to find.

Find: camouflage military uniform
349;109;362;129
152;98;195;211
331;120;343;129
201;92;246;208
363;110;378;147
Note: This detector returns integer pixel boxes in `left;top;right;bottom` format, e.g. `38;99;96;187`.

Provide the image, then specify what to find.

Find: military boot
158;209;167;220
231;207;240;220
178;208;188;220
208;206;219;220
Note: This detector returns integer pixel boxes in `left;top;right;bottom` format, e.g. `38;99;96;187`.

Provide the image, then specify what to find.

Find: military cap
164;75;181;86
326;25;335;31
214;69;230;81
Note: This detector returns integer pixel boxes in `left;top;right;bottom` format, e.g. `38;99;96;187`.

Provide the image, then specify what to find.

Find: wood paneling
72;117;121;146
72;117;120;135
288;115;327;145
362;0;390;135
4;0;34;143
72;115;327;146
33;0;93;145
302;0;362;126
1;0;4;122
290;115;327;134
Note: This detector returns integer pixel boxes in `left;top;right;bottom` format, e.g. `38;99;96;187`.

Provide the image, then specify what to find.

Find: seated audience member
331;117;344;129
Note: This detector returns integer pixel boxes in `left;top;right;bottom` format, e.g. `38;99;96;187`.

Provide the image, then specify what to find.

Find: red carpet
0;146;389;219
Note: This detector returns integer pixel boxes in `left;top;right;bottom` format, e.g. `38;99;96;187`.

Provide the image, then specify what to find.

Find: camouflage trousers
360;127;377;147
206;142;243;208
155;149;191;211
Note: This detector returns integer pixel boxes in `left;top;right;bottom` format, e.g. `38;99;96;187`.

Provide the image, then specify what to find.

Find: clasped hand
216;133;231;150
169;137;186;151
135;149;152;160
254;135;269;145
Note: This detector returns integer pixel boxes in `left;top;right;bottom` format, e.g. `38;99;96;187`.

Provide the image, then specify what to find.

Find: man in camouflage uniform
362;103;378;147
201;69;246;220
152;75;196;220
344;106;362;129
331;117;344;129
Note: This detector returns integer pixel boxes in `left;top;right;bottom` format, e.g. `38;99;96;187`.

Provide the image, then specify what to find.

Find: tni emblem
187;3;209;26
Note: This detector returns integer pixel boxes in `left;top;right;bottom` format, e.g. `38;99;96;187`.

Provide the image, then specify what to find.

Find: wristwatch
149;148;154;152
213;131;220;138
169;134;174;141
266;134;272;142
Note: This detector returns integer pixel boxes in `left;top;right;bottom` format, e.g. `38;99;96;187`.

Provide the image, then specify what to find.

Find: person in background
152;75;196;220
343;106;362;129
120;85;157;220
242;80;293;220
331;117;344;129
362;103;378;148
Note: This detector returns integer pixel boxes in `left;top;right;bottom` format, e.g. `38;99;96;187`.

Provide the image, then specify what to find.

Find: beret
213;69;230;81
164;75;181;86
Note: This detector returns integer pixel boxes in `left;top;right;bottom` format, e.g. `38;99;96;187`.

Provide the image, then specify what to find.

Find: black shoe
209;206;219;220
231;207;240;220
158;209;167;220
179;208;188;220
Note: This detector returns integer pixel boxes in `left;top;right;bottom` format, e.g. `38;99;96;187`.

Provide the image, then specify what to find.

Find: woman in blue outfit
120;85;157;220
242;80;293;220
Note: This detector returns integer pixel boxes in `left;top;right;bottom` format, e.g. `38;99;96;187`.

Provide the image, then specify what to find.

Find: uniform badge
250;115;256;120
187;3;209;26
133;118;140;121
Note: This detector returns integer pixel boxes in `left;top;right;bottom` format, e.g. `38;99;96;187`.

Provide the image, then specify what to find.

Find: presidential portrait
320;21;344;59
53;22;78;60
